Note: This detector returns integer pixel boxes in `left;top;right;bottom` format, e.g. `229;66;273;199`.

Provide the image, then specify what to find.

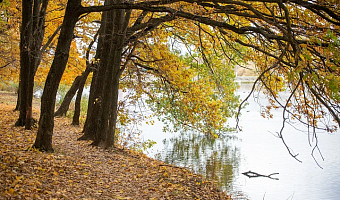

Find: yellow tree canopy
0;0;99;87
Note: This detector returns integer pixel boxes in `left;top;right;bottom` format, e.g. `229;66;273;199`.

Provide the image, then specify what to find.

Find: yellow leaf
16;176;22;181
8;188;14;194
114;196;131;200
162;172;169;178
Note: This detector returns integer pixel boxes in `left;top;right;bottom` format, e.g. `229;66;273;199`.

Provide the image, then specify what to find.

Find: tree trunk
15;0;32;127
90;7;116;147
72;68;91;125
79;0;132;148
16;0;49;129
71;27;99;126
79;3;112;141
79;68;98;140
92;0;131;149
54;75;82;117
14;86;20;111
25;0;49;129
105;67;121;148
33;0;81;151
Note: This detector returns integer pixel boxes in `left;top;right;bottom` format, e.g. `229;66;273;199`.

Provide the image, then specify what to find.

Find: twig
242;170;279;180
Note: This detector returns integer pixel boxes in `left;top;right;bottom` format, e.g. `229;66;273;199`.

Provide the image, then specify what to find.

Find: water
141;83;340;199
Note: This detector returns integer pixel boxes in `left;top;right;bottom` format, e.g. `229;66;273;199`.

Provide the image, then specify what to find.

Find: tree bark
33;0;81;151
80;29;102;137
14;86;20;111
92;0;131;149
79;0;132;149
79;2;112;141
105;68;121;148
25;0;49;129
16;0;32;127
90;5;116;147
16;0;49;129
79;68;98;140
72;68;91;125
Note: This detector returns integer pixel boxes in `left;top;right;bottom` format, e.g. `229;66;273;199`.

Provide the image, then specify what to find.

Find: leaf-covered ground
0;92;232;199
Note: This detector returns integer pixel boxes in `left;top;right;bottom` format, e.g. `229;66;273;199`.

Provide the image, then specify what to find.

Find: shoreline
0;91;232;199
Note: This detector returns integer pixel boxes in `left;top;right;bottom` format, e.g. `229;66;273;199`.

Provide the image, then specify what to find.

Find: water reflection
142;83;340;199
155;131;243;194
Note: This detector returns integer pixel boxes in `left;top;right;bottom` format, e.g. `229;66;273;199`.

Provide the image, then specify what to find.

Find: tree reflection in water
155;131;241;192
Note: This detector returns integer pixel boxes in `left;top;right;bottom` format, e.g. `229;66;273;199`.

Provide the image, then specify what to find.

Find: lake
140;83;340;199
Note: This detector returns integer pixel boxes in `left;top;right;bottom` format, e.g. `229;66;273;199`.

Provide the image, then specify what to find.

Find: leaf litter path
0;92;231;199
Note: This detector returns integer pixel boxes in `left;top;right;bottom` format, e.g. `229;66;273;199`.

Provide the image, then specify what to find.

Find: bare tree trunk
79;68;98;140
90;4;115;147
33;0;81;151
92;0;131;149
105;69;120;148
15;0;32;127
72;68;91;125
14;86;20;111
25;0;49;129
16;0;50;129
79;2;111;141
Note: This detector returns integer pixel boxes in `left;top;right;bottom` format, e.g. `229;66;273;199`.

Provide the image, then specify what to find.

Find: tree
33;0;82;151
79;1;238;148
72;67;90;125
31;0;339;157
54;28;99;122
54;74;83;117
11;0;85;129
71;28;99;126
14;0;69;129
16;0;51;129
0;0;20;88
83;0;132;148
16;0;33;128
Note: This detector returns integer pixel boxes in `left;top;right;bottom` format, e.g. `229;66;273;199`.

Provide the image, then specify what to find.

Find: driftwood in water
242;171;279;180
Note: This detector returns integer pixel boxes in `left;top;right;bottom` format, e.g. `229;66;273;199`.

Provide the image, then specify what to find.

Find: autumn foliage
0;0;340;197
0;92;231;199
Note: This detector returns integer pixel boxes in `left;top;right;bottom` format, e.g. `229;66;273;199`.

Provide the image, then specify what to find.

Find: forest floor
0;91;232;200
